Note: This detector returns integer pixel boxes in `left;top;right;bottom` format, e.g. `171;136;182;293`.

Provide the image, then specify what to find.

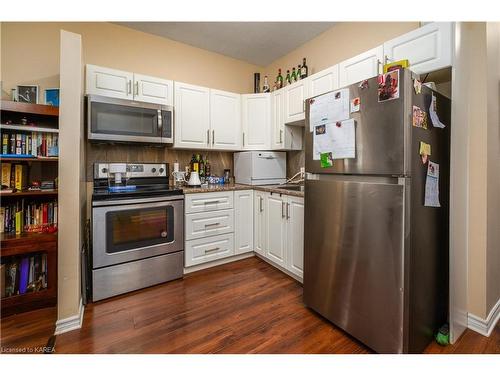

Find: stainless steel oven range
90;162;184;301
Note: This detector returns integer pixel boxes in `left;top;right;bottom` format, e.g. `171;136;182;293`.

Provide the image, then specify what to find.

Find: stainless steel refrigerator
303;69;450;353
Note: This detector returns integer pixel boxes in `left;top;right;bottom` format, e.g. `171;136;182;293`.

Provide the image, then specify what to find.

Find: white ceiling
115;22;336;66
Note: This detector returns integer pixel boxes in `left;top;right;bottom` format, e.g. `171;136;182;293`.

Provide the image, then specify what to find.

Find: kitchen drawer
185;209;234;240
185;233;235;267
184;191;234;213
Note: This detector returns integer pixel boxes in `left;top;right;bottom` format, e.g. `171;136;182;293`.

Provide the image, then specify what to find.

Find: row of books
1;253;48;298
1;132;59;157
1;200;58;234
1;163;27;190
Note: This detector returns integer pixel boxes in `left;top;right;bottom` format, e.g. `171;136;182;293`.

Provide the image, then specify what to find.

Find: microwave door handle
157;110;162;134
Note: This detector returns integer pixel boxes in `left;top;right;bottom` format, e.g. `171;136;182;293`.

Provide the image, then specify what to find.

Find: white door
174;82;210;149
339;46;383;87
271;89;284;150
86;64;133;99
133;73;173;105
266;194;286;267
234;190;254;254
383;22;453;75
286;196;304;280
307;64;339;98
241;93;271;150
254;191;267;256
284;79;308;124
210;89;242;150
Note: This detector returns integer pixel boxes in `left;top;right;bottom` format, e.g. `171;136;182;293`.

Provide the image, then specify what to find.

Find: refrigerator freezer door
303;175;406;353
305;70;412;176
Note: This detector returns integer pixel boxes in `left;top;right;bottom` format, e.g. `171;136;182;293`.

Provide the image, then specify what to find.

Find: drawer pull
204;222;220;227
203;200;221;204
204;247;220;253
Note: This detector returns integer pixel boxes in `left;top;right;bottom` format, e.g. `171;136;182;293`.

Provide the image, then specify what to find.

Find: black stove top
92;184;183;201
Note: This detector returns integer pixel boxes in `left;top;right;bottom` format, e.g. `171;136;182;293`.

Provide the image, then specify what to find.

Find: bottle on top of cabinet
300;58;308;79
276;69;284;89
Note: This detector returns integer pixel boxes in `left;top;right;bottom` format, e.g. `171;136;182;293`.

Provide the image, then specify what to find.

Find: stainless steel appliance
91;162;183;301
87;95;173;144
303;69;450;353
234;151;286;185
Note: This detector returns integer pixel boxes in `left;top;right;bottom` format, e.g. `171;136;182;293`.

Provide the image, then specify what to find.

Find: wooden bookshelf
1;100;59;316
1;100;59;117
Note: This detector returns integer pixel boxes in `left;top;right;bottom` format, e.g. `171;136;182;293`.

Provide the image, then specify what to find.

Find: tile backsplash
86;143;233;182
86;143;306;182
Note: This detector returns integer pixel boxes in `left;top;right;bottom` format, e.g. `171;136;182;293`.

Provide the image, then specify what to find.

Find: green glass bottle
276;69;283;89
291;67;297;83
285;70;291;86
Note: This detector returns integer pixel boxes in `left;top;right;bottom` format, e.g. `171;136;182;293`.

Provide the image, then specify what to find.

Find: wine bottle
301;58;308;79
296;65;302;81
262;76;270;93
205;155;211;177
285;70;291;86
199;154;205;179
276;69;283;89
291;67;297;83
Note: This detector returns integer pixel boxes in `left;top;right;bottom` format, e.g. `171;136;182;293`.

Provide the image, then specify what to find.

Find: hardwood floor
1;256;499;354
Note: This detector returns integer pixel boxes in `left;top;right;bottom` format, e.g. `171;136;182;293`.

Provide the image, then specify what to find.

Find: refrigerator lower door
303;175;407;353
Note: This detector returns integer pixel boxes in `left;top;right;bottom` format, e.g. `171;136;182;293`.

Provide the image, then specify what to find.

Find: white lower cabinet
185;233;235;267
234;190;254;254
254;191;305;282
253;190;268;256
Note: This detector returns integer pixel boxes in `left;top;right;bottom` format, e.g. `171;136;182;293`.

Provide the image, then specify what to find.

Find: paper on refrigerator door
313;119;356;160
424;160;441;207
308;88;350;132
429;94;446;128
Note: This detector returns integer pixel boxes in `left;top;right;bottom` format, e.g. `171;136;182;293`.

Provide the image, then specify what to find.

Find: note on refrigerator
429;94;446;128
424;160;441;207
313;119;356;160
308;88;350;132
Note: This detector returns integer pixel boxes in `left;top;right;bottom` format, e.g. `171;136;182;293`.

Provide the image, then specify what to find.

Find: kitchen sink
276;185;304;192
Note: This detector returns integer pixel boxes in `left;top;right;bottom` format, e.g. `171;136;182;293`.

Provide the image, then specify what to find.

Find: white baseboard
54;298;85;335
183;252;254;274
467;298;500;337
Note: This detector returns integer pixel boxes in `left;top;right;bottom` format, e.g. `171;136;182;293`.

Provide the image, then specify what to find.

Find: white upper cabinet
284;79;309;124
86;64;133;100
133;73;173;106
339;46;383;87
383;22;453;75
174;82;210;149
210;89;242;150
241;93;271;150
307;65;339;98
234;190;254;255
271;90;285;150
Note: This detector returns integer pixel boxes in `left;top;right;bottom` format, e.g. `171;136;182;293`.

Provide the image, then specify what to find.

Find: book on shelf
2;253;48;298
0;131;58;157
1;199;58;235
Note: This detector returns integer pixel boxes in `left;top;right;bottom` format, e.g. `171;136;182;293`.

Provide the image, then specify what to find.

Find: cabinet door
253;191;268;256
271;90;285;150
174;82;210;149
339;46;383;87
241;93;271;150
86;64;133;99
234;190;254;254
286;196;304;280
133;73;173;105
266;194;286;267
284;79;308;124
307;65;339;98
383;22;453;75
210;89;242;150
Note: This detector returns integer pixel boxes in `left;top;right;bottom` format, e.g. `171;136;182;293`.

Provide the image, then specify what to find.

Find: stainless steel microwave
86;95;173;144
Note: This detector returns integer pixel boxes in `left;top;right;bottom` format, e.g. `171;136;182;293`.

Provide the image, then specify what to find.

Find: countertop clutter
182;183;304;197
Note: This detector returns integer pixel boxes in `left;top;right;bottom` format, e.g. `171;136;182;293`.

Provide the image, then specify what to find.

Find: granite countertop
181;183;304;197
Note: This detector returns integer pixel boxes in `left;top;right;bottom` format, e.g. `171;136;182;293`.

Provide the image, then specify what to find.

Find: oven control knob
159;168;165;174
101;168;108;174
151;168;157;173
161;231;167;238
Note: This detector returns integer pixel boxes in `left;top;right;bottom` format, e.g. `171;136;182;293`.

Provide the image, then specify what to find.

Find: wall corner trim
54;298;85;335
467;298;500;337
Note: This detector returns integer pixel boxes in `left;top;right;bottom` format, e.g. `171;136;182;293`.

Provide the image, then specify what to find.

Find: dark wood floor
1;256;499;354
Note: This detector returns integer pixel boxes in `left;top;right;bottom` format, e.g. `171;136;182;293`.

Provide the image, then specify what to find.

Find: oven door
87;95;173;144
92;196;184;268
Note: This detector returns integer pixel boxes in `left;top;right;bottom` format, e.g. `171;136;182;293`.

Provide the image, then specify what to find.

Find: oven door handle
92;195;183;207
